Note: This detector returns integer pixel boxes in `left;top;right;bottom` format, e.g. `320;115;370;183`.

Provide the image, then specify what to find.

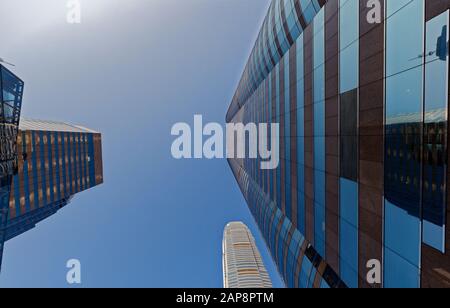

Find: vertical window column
296;33;306;237
384;0;424;288
339;0;359;288
313;8;326;258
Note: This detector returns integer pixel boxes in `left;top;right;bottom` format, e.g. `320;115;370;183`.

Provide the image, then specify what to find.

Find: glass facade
0;117;103;270
227;0;450;288
5;120;104;237
0;65;23;271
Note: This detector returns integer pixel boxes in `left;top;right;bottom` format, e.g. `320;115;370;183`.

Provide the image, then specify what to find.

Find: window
340;89;358;181
384;0;424;288
422;10;448;252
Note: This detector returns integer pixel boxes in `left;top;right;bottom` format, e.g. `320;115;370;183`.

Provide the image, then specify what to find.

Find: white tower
222;222;272;288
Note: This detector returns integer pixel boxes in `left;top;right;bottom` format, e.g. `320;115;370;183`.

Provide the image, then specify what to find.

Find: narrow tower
222;222;272;288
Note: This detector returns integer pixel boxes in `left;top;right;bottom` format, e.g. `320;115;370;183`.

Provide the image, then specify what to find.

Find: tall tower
222;222;272;288
0;118;103;269
0;64;24;270
226;0;450;288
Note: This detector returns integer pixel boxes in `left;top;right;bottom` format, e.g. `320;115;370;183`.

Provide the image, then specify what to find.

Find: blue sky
0;0;284;287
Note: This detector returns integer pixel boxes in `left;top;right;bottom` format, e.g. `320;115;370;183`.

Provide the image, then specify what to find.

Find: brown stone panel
360;160;383;191
421;244;450;288
326;206;340;273
9;180;16;219
59;133;65;195
35;133;43;207
359;184;383;218
425;0;450;21
280;58;286;214
325;0;340;274
26;132;35;211
272;71;277;205
304;24;315;244
359;231;383;288
326;154;339;176
17;133;25;216
325;136;338;156
44;133;51;202
76;134;81;192
359;135;383;162
64;133;70;196
290;44;298;228
358;0;384;289
317;0;327;8
80;133;86;191
51;132;58;200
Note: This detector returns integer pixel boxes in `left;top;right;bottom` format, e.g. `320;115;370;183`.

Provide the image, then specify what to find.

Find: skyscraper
227;0;450;288
4;119;103;242
222;222;272;288
0;64;24;271
0;65;103;270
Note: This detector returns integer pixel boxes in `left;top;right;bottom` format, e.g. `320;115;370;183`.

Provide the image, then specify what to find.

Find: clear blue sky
0;0;284;287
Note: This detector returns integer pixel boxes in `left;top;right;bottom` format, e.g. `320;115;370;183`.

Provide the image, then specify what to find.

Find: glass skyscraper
0;65;103;271
222;222;273;288
0;64;24;271
227;0;450;288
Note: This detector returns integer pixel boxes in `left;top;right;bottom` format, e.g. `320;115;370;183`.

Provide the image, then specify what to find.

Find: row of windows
8;130;97;220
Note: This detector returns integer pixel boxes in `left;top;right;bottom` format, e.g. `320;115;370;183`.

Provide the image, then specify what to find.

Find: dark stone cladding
358;0;384;288
324;0;340;275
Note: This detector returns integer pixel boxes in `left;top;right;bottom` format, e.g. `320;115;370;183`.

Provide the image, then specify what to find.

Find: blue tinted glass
299;256;313;288
340;44;359;93
313;8;326;258
340;178;358;225
385;200;421;267
384;0;423;288
386;0;424;77
339;0;358;93
340;178;358;288
385;247;420;288
320;279;330;288
308;267;317;287
422;11;448;252
296;35;306;235
339;0;359;48
302;2;317;24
